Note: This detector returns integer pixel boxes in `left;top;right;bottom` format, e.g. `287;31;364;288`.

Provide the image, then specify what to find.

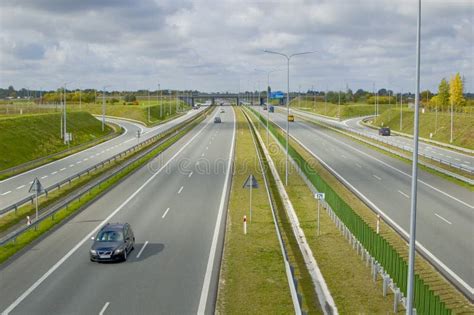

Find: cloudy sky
0;0;472;93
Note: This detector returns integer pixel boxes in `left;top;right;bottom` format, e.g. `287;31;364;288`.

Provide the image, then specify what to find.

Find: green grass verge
216;108;294;314
0;112;113;171
248;108;474;314
373;109;474;149
0;111;207;264
290;98;395;120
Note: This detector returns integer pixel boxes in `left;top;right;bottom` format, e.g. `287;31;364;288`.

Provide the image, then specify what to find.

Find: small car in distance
288;114;295;122
220;109;225;113
379;127;391;136
90;223;135;262
214;116;222;123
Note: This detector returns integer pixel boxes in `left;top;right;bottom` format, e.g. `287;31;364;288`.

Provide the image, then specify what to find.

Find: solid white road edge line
1;110;214;315
197;108;236;315
99;302;110;315
136;241;149;258
270;116;474;295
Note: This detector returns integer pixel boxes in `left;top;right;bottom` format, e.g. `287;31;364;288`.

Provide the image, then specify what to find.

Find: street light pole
400;91;403;131
148;90;151;123
102;85;110;132
158;83;162;118
406;0;422;313
264;49;316;186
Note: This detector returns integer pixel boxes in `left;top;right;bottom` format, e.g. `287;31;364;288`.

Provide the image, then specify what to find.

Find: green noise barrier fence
249;107;451;315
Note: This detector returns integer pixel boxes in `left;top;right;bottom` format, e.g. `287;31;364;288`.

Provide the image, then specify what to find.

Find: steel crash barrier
250;107;453;315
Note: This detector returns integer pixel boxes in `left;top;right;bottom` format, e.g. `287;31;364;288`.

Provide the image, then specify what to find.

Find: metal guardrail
290;109;473;175
0;109;209;217
0;107;212;246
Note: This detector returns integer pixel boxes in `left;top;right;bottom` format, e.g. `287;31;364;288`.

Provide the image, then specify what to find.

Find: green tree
437;78;450;111
449;72;466;109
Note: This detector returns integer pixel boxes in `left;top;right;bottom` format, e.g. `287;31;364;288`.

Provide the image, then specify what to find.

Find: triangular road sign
29;177;44;193
243;174;259;189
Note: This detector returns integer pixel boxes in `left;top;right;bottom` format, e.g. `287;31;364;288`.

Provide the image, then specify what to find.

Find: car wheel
123;250;127;262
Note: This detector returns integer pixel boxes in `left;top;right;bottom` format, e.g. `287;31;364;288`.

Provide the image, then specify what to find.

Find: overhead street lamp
263;49;317;186
406;0;422;313
102;85;111;132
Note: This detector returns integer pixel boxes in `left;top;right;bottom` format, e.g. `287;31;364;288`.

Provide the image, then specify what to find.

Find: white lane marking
178;186;184;194
76;161;82;164
341;154;347;159
29;181;33;184
60;168;66;171
398;190;410;198
372;174;382;181
136;241;149;258
198;107;236;314
270;115;474;293
201;153;205;157
99;302;110;315
439;153;444;156
287;117;474;209
51;171;58;175
101;150;105;153
447;155;452;158
90;155;95;159
1;112;214;315
188;171;193;178
1;191;12;196
455;158;460;161
83;158;88;161
16;185;25;190
69;164;74;167
355;163;362;168
162;207;170;219
41;175;48;179
465;161;471;164
435;213;452;225
96;153;100;156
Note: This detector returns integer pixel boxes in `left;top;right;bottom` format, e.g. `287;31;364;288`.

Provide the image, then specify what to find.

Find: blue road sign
270;91;285;99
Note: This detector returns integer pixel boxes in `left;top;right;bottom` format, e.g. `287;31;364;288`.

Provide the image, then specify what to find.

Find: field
0;112;113;171
373;109;474;149
290;98;396;119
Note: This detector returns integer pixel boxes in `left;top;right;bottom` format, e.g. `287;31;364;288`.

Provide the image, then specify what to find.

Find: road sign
314;192;325;200
270;91;285;99
243;174;259;189
29;177;44;193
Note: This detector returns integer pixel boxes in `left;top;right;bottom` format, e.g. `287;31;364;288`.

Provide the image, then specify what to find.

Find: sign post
243;174;259;223
243;215;247;235
137;130;141;145
29;177;44;222
314;192;325;236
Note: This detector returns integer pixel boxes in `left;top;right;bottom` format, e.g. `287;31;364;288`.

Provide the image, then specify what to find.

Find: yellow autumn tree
449;73;466;109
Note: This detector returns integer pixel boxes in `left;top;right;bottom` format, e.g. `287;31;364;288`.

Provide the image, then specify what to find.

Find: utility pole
406;0;422;313
148;90;151;123
158;83;162;118
400;91;403;131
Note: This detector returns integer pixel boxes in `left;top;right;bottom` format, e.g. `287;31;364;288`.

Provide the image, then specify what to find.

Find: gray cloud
0;0;472;92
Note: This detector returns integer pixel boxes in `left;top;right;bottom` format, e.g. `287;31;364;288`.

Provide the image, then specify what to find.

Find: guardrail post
382;274;389;296
394;288;400;313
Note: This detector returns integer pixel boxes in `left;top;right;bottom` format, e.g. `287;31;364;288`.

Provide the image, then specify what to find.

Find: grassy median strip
0;111;208;264
216;108;294;314
247;108;474;314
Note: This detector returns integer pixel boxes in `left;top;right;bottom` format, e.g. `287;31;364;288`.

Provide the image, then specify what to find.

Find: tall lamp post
264;50;316;185
102;85;111;132
406;0;422;313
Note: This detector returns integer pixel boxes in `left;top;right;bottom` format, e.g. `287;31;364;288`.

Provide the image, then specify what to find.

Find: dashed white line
1;191;12;196
16;185;25;190
90;155;94;159
41;175;48;179
372;174;382;181
76;161;82;164
83;158;88;161
188;171;193;178
178;186;184;194
201;153;205;157
69;164;74;167
99;302;110;315
355;163;362;168
162;207;170;219
435;213;452;225
341;154;347;159
398;190;410;198
136;241;149;258
51;171;58;175
60;168;66;171
206;146;209;150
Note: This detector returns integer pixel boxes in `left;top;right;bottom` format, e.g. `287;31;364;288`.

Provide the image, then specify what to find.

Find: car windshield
95;230;123;242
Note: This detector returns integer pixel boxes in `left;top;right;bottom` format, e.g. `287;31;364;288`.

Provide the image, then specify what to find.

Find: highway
0;109;204;212
267;109;474;295
0;107;236;314
289;108;474;173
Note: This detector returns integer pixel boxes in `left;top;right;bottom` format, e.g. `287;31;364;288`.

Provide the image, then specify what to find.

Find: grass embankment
290;98;394;119
247;108;474;314
0;112;113;171
0;110;207;264
217;108;294;313
373;109;474;149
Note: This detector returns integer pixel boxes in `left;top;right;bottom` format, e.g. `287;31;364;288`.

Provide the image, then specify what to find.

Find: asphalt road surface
0;107;236;314
268;108;473;295
290;108;473;173
0;108;204;212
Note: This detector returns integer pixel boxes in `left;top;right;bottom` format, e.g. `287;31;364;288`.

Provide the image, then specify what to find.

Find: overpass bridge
180;93;294;106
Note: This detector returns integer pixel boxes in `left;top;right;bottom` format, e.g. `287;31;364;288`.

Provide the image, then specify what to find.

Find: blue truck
269;105;274;113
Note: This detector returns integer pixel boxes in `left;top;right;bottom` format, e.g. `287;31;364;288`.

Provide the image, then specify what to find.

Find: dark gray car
90;223;135;262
